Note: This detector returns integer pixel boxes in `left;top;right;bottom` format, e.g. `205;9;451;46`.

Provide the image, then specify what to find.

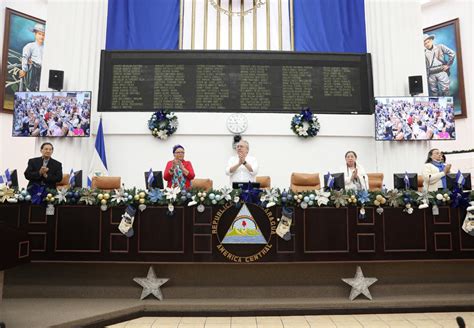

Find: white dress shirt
338;164;369;191
22;41;43;70
225;155;258;184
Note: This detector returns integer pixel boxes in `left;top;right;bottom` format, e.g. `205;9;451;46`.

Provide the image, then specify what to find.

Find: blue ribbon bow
29;184;47;205
239;183;261;204
156;110;166;121
451;187;470;209
301;107;313;121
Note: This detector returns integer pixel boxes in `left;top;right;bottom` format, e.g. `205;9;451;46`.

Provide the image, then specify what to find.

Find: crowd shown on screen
375;100;455;141
12;94;90;137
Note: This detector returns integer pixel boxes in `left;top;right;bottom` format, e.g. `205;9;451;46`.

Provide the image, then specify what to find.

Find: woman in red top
163;145;195;189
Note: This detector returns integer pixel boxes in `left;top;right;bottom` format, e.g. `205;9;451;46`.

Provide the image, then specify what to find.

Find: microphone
362;175;368;190
456;316;465;328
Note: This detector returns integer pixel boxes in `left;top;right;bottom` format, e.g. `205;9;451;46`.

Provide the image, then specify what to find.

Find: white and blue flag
87;118;108;188
404;172;410;189
455;170;466;188
326;172;335;189
68;169;76;187
5;169;12;186
147;168;155;188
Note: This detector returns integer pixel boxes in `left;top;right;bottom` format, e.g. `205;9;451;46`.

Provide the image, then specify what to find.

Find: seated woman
339;151;369;191
164;145;195;189
423;148;451;191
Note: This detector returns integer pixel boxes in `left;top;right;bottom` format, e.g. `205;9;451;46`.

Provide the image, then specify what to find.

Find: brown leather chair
191;178;213;191
256;176;271;189
56;174;70;190
290;173;320;193
91;176;121;191
367;173;384;191
417;175;424;191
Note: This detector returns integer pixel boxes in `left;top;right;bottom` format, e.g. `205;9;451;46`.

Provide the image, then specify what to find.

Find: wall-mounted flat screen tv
374;97;455;141
12;91;91;137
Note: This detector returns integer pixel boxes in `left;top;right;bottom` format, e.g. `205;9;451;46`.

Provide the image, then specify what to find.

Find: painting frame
423;18;466;119
0;8;46;113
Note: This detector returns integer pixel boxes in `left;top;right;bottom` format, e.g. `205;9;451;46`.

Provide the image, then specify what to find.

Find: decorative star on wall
133;266;169;301
342;266;378;301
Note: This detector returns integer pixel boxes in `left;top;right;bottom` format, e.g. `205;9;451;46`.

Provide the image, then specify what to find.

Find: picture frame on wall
423;18;466;118
0;8;46;113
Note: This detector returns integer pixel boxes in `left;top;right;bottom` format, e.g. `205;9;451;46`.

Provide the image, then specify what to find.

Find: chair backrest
56;174;70;190
256;176;271;189
290;172;320;193
91;176;121;191
417;175;424;191
367;173;384;191
191;178;213;191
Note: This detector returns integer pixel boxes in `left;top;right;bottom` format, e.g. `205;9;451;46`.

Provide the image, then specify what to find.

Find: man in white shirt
19;23;45;92
225;139;258;184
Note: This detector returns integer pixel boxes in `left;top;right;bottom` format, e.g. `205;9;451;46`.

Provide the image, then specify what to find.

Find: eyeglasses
174;151;185;154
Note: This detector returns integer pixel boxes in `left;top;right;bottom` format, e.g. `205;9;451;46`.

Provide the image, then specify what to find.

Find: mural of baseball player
424;33;455;97
19;23;45;92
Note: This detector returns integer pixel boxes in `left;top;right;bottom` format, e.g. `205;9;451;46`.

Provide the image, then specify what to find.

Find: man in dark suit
24;142;63;190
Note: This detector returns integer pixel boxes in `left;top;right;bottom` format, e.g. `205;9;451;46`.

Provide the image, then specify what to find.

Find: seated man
24;142;63;191
225;139;258;184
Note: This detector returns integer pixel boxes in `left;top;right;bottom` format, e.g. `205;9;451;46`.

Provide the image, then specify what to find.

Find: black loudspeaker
48;70;64;91
408;75;423;96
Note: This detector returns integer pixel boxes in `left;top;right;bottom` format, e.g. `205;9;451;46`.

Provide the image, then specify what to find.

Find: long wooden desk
0;203;472;262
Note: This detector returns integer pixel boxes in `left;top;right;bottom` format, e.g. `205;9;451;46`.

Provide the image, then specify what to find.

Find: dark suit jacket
24;157;63;190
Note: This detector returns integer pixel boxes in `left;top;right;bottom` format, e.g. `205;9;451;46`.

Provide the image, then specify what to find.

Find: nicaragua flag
325;172;335;189
5;169;12;187
68;169;76;188
147;168;155;188
455;170;466;188
404;172;410;189
87;118;108;188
